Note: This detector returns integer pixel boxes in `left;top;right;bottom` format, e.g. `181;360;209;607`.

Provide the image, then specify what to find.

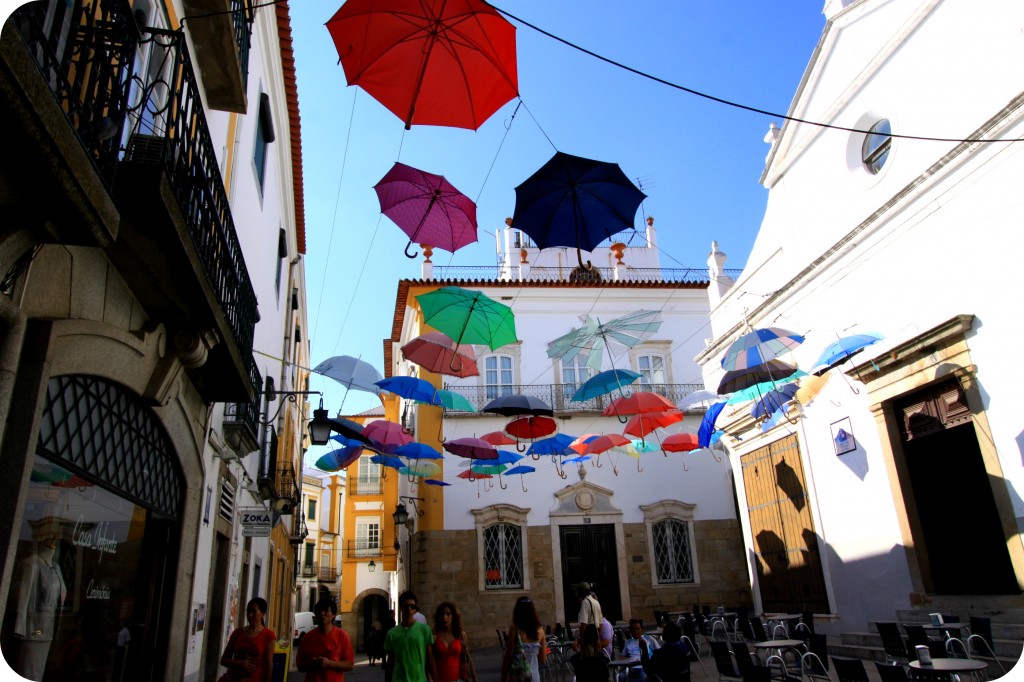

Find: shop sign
240;507;273;537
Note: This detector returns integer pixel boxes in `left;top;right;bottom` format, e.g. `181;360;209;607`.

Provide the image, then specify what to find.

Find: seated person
640;622;689;682
618;619;654;682
571;624;611;682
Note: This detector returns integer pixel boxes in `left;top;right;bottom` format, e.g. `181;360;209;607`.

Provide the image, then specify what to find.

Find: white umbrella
677;389;725;410
312;355;383;394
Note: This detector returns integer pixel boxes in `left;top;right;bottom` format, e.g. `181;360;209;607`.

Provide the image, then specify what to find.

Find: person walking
219;597;276;682
639;622;690;682
569;624;609;682
384;591;437;682
295;597;355;682
574;583;602;638
500;596;547;682
431;601;476;682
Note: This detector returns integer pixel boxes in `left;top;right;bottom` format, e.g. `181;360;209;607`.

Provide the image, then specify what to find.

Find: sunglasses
402;603;418;611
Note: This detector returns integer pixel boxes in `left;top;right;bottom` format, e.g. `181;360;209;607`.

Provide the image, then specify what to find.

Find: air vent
219;480;236;523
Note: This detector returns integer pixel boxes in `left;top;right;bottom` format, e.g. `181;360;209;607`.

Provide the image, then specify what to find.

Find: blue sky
290;2;827;444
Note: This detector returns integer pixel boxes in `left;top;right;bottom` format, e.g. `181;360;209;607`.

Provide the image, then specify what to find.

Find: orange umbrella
623;409;684;438
569;434;601;455
795;373;831;406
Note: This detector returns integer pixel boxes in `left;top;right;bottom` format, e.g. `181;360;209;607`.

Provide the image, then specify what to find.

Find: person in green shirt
384;590;437;682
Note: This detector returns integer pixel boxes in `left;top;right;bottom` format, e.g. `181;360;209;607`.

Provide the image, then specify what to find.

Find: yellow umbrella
795;373;831;406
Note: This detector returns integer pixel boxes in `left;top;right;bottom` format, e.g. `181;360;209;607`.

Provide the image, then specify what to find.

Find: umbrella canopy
480;430;517;446
326;0;518;130
375;376;441;405
794;373;831;406
661;433;700;453
549;312;661;373
457;468;492;479
443;437;498;460
750;383;800;420
720;327;805;371
602;391;675;418
400;461;442;478
315;446;364;472
512;152;647;268
392;442;444;460
582;433;632;456
571;369;642;401
504;465;536;477
811;332;883;375
503;415;558;442
417;286;517;350
369;453;404;469
718;360;800;394
527;433;576;456
401;331;479;377
569;434;601;454
362;420;413;454
482;394;553;417
623;409;684;438
726;368;807;404
425;479;450;487
697;402;727;448
374;162;478;259
311;355;383;394
677;389;726;410
435;389;476;412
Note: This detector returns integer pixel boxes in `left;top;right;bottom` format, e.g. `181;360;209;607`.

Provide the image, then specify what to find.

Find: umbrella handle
499;476;508;490
554;457;567;479
611;461;619;476
576;247;594;271
681;458;690;472
521;477;528;492
710;448;722;463
516;441;527;453
531;452;541;461
636;457;643;473
405;240;419;259
616;413;629;424
592;454;602;468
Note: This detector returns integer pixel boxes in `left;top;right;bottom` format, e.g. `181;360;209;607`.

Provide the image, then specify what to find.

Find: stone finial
520;248;528;264
646;216;654;227
421;244;434;263
610;242;626;264
505;217;513;227
708;241;727;274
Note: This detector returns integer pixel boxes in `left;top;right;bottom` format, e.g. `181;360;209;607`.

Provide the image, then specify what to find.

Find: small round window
862;119;892;174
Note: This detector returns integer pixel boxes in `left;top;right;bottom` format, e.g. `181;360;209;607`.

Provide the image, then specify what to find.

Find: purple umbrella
374;162;478;259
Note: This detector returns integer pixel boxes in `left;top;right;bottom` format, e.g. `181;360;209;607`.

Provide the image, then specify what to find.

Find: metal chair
748;617;771;643
829;657;870;682
800;634;832;682
710;640;743;682
902;625;933;650
966;616;1006;674
875;622;911;665
873;662;910;682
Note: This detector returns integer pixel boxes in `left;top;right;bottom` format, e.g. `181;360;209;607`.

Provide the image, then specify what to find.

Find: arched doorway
357;591;390;653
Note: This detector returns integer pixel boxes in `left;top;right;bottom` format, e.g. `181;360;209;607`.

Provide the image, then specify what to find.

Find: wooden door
560;524;622;623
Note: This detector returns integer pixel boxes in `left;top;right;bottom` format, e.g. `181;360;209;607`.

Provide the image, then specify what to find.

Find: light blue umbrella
312;355;383;394
435;388;476;412
571;369;642;401
548;311;662;372
812;333;883;375
720;327;805;371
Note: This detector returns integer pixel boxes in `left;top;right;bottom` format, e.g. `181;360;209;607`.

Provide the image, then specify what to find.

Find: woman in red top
296;598;355;682
220;597;277;682
432;601;476;682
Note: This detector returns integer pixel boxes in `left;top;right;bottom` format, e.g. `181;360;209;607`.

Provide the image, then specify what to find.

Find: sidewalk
288;644;508;682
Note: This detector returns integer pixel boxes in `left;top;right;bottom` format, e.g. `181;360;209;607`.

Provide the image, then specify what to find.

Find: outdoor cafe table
921;622;972;653
753;639;806;667
761;613;802;637
909;658;987;682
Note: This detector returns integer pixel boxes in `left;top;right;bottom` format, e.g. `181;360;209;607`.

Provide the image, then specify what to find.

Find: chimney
707;241;733;308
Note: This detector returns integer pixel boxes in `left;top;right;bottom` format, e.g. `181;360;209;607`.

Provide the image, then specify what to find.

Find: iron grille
431;265;744;283
652;519;694;584
218;479;235;523
483;523;523;589
36;375;183;520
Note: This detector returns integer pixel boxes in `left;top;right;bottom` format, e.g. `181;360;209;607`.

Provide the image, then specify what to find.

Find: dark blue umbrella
393;442;444;460
527;433;576;456
374;376;441;405
698;401;727;448
749;383;799;420
571;369;642;401
511;152;647;269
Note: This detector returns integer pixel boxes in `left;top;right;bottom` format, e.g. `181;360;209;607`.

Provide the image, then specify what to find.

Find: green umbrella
416;286;517;352
435;388;476;412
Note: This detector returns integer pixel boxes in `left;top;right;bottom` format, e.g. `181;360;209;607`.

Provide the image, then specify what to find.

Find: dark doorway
896;382;1017;594
204;532;232;681
560;524;621;623
361;594;389;653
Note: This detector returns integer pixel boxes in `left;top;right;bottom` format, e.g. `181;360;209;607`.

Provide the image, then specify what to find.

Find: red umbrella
569;433;601;455
503;415;558;443
457;469;492;479
362;420;413;454
401;331;478;377
623;409;684;438
374;162;478;259
661;433;701;453
480;430;517;446
582;434;632;456
326;0;519;130
602;391;676;420
443;437;498;460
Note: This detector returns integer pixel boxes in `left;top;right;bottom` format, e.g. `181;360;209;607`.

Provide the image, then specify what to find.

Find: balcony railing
223;360;262;452
275;461;298;505
431;266;743;283
439;383;705;414
319;566;338;582
349;478;383;496
345;542;382;559
299;562;318;578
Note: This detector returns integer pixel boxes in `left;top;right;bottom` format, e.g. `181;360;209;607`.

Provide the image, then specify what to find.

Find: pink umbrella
443;437;499;460
480;430;517;446
374;162;478;259
401;331;479;377
362;420;413;454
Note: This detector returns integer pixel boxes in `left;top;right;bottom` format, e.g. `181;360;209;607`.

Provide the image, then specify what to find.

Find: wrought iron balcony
223;361;262;454
289;513;307;544
349;478;383;497
430;266;743;283
345;541;382;559
319;566;338;582
299;562;318;578
180;0;252;112
275;461;298;507
439;383;705;414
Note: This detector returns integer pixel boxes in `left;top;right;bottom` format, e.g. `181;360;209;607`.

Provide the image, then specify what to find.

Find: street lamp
392;496;425;526
307;399;374;447
368;559;376;572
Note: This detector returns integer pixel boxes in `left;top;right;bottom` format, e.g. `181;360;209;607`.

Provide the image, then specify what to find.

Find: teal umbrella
571;369;642;401
435;389;476;412
548;311;661;372
416;286;517;351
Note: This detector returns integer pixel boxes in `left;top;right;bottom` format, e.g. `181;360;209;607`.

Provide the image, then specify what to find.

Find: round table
909;658;987;682
753;639;806;667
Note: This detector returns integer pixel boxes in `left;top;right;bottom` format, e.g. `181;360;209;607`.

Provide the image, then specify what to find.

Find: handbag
508;631;534;682
459;633;478;682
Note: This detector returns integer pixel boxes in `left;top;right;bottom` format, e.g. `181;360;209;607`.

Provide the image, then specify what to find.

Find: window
484;354;514;400
275;228;287;296
254;93;275;190
307;499;316;522
637;354;666;385
483;523;523;589
304;542;315;568
354;456;381;495
862;119;891;174
354;518;380;557
652;519;695;584
561;354;593;402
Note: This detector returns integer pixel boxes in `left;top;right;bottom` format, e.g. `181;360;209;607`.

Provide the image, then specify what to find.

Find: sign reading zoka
240;508;273;537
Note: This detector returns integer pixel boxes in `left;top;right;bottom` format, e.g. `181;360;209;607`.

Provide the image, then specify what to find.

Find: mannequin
11;524;67;680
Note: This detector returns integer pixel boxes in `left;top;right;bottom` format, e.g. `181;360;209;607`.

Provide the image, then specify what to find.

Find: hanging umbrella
549;311;661;373
401;331;479;377
718;360;800;395
697;402;727;448
400;460;442;479
483;394;553;417
393;442;444;460
416;286;517;351
794;373;831;407
677;389;726;410
750;384;800;420
602;391;675;422
569;434;601;455
375;376;441;405
457;468;492;480
761;406;790;432
312;355;383;394
512;151;647;269
720;327;805;371
315;443;365;472
326;0;518;130
623;409;684;439
811;333;884;375
661;433;700;453
443;437;498;460
435;389;476;412
571;369;642;401
480;430;517;446
503;415;558;446
369;453;404;470
582;434;632;456
501;464;536;491
526;433;576;456
374;162;478;259
362;420;414;454
726;368;807;404
425;479;450;487
565;455;591;464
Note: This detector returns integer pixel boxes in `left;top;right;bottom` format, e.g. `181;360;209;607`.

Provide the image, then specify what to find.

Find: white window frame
472;504;530;593
482;353;516;400
354;517;381;557
355;456;382;495
631;342;672;385
641;500;700;587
